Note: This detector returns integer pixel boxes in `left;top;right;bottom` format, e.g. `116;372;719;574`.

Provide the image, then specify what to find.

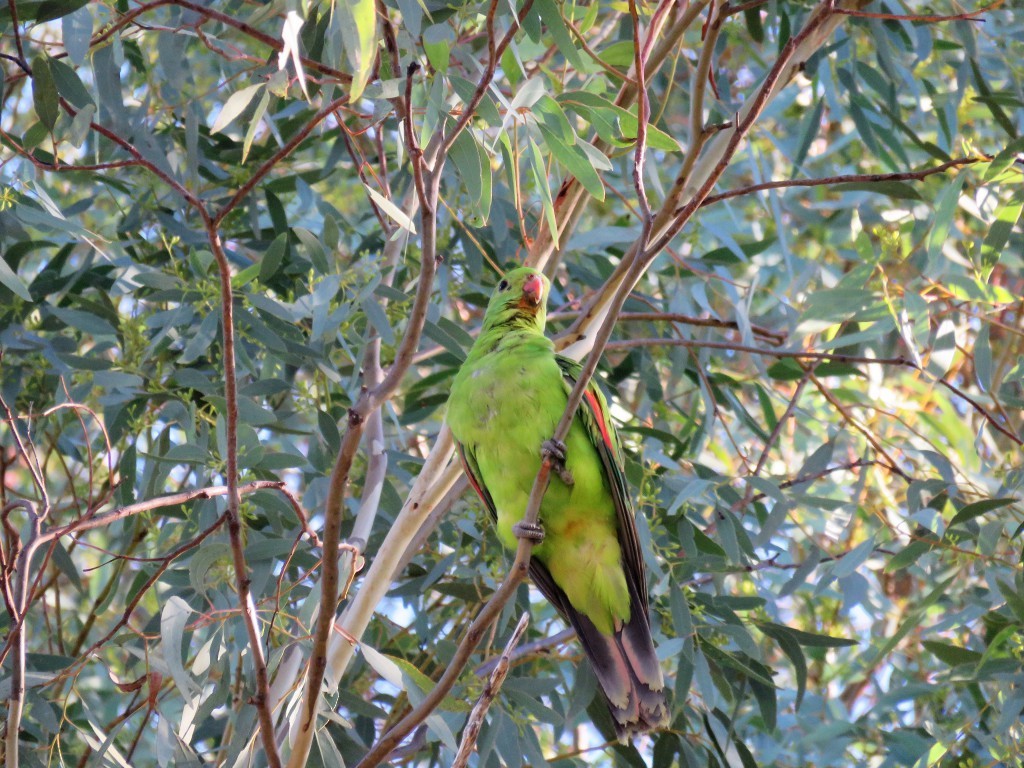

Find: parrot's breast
448;341;560;472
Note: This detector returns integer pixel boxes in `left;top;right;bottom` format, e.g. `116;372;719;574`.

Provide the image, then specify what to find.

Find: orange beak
521;273;544;307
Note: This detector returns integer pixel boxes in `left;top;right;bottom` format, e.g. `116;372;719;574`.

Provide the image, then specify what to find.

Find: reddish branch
608;335;1022;447
86;0;351;85
213;96;350;225
698;156;987;209
834;3;998;23
0;480;296;669
202;226;282;768
40;514;228;690
649;2;840;258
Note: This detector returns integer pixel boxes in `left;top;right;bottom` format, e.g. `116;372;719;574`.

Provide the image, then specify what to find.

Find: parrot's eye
497;279;510;292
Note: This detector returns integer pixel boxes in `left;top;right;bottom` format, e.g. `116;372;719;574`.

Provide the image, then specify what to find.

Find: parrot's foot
542;439;574;486
513;520;545;544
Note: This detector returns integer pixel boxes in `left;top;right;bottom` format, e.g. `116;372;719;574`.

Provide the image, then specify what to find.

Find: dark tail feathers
569;604;668;740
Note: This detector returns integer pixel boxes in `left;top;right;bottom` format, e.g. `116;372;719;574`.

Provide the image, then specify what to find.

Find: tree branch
451;613;530;768
697;156;987;209
204;224;282;768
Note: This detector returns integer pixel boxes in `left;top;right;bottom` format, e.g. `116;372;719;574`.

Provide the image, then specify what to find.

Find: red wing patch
456;444;487;503
583;388;614;450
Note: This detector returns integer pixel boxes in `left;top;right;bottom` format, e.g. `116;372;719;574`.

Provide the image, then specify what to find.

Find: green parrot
446;267;668;739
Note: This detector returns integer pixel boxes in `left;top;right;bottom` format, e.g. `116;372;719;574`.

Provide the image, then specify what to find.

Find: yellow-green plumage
446;267;667;738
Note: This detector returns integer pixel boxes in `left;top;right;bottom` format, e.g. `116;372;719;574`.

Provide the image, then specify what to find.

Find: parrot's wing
555;356;649;608
457;436;577;618
455;440;498;520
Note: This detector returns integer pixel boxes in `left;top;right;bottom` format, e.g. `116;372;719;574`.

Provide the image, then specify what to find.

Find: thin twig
36;514;229;691
697;156;986;209
4;499;37;768
604;336;1023;446
475;627;576;676
214;96;349;226
527;0;713;272
559;0;856;355
833;3;997;23
452;613;530;768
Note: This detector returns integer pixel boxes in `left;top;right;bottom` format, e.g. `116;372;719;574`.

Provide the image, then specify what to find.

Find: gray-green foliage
1;1;1023;766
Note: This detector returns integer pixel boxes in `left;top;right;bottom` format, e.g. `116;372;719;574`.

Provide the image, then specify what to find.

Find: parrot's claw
513;520;545;544
542;439;574;486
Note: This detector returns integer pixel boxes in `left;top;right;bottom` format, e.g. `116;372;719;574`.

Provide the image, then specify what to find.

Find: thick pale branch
292;62;459;768
322;433;461;690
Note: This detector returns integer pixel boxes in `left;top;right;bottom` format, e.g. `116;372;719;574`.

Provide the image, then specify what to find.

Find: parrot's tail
570;601;669;741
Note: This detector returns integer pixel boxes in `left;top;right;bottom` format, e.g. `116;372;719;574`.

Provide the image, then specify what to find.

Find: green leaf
210;83;263;135
535;120;605;201
599;40;635;68
160;596;197;698
979;193;1024;274
48;58;93;110
361;296;395;345
558;91;681;152
360;643;468;713
188;541;232;597
975;325;992;391
316;728;346;768
338;0;377;102
534;94;575;144
836;180;923;201
49;307;117;336
885;531;939;572
767;359;861;381
756;621;858;648
61;5;91;65
692;526;726;557
929;173;966;260
792;96;825;173
0;0;91;24
970;57;1017;138
528;137;558;247
242;89;270;163
32;55;59;131
450;75;502;126
948;497;1017;528
365;184;417;233
983;137;1024;182
49;541;83;593
0;254;32;301
450;130;492;224
760;623;808;708
922;640;982;667
536;0;583;70
179;311;220;365
259;233;289;284
743;4;764;43
422;23;453;74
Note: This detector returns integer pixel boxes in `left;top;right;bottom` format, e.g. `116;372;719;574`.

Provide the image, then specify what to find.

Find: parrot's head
481;267;550;333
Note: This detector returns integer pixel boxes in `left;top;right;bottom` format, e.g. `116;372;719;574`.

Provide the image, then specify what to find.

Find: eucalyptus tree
1;1;1022;767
